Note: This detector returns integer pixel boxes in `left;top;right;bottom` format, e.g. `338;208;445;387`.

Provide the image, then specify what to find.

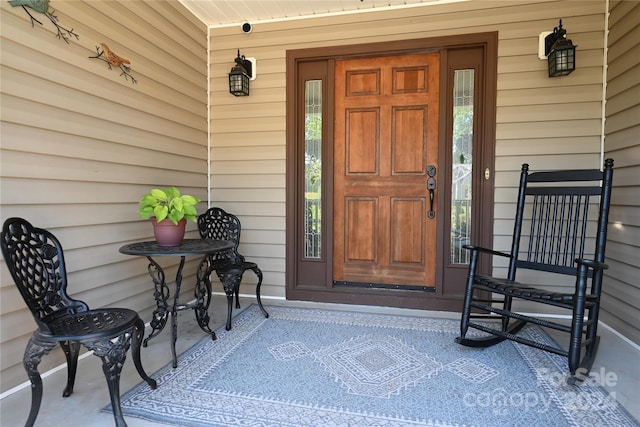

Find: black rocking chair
197;207;269;330
456;159;614;384
1;218;157;427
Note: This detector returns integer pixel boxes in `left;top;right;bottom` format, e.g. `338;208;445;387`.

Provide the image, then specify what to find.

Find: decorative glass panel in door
304;80;322;259
451;69;474;264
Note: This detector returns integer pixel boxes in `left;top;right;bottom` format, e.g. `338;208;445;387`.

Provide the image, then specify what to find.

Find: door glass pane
451;69;474;264
304;80;322;258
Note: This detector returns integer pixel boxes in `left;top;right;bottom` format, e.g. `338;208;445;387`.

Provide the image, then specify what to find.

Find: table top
119;239;233;257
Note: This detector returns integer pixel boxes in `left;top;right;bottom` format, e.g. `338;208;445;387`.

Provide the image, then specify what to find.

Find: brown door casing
286;33;497;311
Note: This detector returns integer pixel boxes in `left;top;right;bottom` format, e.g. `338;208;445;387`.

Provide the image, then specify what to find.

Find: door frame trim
286;32;498;311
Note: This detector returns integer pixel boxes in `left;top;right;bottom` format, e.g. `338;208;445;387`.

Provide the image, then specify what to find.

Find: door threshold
333;281;435;292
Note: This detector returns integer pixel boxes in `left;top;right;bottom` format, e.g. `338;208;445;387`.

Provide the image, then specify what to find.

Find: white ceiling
179;0;463;28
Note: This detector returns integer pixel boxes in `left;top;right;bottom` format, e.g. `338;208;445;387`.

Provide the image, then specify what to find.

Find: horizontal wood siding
208;1;609;314
0;1;207;392
602;0;640;345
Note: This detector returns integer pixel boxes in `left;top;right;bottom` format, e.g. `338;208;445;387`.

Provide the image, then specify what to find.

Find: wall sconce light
229;49;252;96
544;19;577;77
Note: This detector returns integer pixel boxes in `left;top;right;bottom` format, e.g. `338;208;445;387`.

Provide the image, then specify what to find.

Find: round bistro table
119;239;233;368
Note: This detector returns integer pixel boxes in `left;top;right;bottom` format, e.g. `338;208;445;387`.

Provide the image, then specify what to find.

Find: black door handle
427;165;436;219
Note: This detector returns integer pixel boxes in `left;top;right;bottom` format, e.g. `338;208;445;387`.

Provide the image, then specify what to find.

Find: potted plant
138;187;200;246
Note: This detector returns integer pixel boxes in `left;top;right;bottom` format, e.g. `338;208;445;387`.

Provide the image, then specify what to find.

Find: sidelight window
304;80;322;259
451;69;474;264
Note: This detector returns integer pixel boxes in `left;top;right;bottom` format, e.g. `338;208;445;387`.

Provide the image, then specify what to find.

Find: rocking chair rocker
456;159;614;384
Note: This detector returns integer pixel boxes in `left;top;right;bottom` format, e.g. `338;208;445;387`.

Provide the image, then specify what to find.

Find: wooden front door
333;53;440;289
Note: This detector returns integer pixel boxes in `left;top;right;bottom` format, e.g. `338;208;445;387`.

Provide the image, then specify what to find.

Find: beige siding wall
0;1;207;393
209;2;610;314
602;0;640;344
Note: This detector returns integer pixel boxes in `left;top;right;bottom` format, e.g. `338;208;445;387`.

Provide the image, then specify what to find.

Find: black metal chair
197;207;269;330
1;218;157;427
456;159;614;384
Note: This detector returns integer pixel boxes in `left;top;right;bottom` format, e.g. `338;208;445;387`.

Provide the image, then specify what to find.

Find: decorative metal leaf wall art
10;1;139;85
8;0;79;43
89;44;137;84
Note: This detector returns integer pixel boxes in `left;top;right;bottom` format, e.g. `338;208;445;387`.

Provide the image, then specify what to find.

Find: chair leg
131;319;157;389
457;252;478;340
217;268;243;330
224;293;234;330
566;296;603;385
568;318;584;378
458;292;472;339
580;308;601;376
456;251;526;348
23;335;57;427
568;267;589;381
194;258;216;340
253;266;269;319
59;340;81;397
584;309;599;361
582;294;602;369
501;295;514;332
88;330;136;427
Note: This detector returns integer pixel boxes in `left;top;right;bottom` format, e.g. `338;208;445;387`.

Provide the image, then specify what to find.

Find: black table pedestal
120;239;233;368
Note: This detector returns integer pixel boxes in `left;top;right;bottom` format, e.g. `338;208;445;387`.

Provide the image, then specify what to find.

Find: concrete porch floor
1;295;638;426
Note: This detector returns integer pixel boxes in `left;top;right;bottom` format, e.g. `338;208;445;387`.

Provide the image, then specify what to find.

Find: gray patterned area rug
109;305;638;426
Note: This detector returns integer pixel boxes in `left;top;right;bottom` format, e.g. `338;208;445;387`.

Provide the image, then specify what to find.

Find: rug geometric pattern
312;334;442;398
445;357;500;384
108;305;640;427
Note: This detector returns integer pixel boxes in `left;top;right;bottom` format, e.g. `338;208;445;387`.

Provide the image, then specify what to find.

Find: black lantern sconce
544;19;577;77
229;49;252;96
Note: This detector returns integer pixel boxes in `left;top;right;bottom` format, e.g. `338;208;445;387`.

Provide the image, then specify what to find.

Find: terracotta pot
151;218;186;246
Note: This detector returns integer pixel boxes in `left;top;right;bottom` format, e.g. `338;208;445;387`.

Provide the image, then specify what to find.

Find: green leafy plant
138;187;200;225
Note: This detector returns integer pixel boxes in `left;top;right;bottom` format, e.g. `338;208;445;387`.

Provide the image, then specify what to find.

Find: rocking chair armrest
575;258;609;270
463;244;512;259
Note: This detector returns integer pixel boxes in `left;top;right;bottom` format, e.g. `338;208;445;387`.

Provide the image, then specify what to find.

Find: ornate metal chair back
1;217;88;333
197;207;244;264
